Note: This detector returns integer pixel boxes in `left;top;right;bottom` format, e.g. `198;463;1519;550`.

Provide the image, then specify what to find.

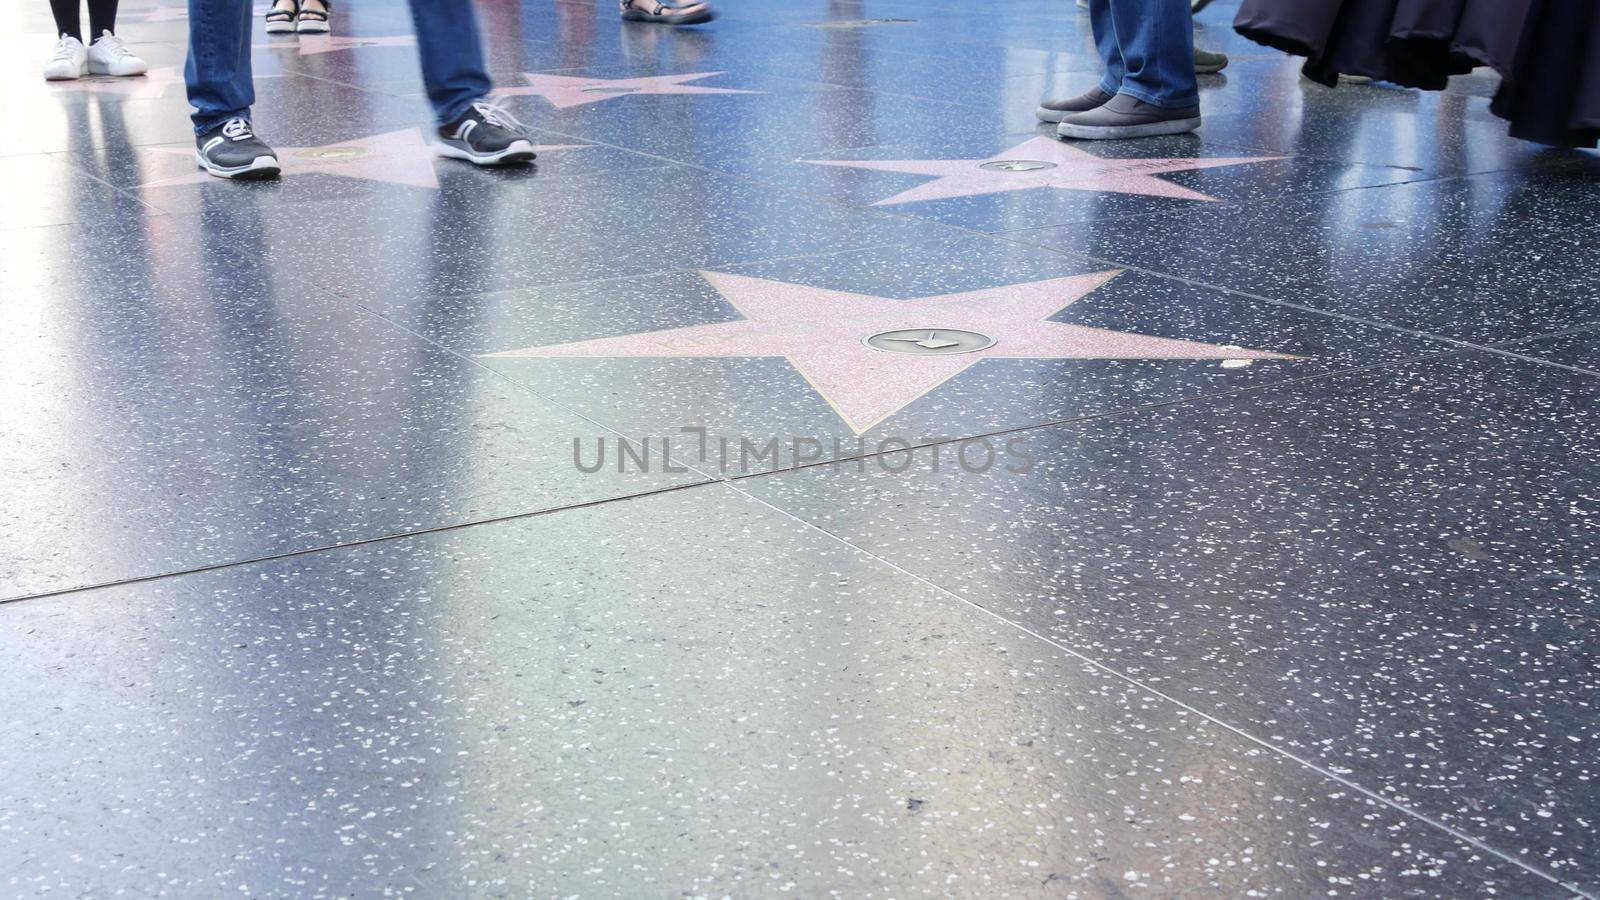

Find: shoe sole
88;63;149;76
195;151;282;180
264;20;295;32
296;20;329;32
435;139;537;167
1194;61;1227;74
1035;104;1112;124
1056;116;1201;140
44;63;87;80
621;8;715;24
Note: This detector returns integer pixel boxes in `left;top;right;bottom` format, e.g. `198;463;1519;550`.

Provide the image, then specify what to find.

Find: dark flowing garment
1488;1;1600;147
1232;0;1600;148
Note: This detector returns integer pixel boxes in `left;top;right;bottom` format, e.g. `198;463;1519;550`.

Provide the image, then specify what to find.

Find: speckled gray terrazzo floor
738;350;1600;890
3;0;1600;895
0;486;1577;898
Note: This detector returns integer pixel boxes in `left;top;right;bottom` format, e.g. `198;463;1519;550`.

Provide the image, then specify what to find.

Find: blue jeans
1089;0;1198;109
186;0;493;133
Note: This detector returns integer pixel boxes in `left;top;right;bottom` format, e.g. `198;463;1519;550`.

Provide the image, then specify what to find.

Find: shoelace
50;36;78;60
470;99;527;133
95;33;133;57
221;117;255;141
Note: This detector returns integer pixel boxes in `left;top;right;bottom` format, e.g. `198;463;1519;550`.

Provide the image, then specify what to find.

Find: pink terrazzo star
806;136;1284;205
254;34;417;55
138;128;582;190
485;270;1297;433
47;65;184;100
494;72;757;109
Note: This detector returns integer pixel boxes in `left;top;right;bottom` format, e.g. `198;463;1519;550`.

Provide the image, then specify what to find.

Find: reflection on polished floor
3;0;1599;896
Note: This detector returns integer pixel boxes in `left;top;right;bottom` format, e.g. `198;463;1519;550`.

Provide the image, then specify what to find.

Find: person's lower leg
50;0;82;40
87;0;119;37
185;0;256;132
1088;0;1124;97
407;0;494;125
1106;0;1197;108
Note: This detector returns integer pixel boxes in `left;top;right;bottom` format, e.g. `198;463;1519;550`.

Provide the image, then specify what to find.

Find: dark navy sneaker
195;117;281;179
435;100;536;166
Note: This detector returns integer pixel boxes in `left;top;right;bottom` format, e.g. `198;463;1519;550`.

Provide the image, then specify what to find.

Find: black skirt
1489;0;1600;148
1233;0;1600;148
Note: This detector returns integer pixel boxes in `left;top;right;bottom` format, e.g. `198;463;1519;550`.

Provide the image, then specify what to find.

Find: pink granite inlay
495;72;758;109
807;136;1284;205
47;65;185;100
254;35;417;56
486;270;1298;434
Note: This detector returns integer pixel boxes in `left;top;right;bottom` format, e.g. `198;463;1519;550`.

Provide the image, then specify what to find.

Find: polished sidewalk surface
3;0;1599;896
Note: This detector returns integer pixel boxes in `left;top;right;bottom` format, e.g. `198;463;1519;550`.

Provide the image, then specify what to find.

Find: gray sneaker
1056;93;1200;140
1193;46;1228;74
1035;85;1113;123
435;100;537;166
195;117;281;179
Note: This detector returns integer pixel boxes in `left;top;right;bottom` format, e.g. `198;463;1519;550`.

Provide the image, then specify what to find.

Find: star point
254;34;417;56
47;65;185;100
807;136;1284;206
485;270;1298;434
494;71;758;109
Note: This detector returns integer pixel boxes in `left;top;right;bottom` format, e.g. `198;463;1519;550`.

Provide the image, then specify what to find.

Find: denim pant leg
1089;0;1124;97
185;0;255;133
1103;0;1198;109
408;0;494;125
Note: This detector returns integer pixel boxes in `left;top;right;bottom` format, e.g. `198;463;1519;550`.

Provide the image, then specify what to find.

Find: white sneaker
87;31;147;76
43;34;88;81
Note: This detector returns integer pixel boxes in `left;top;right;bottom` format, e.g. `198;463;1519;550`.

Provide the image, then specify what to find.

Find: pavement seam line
723;482;1596;898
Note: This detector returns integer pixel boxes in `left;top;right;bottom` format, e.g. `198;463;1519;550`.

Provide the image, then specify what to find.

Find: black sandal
619;0;714;26
296;0;330;33
264;0;297;33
